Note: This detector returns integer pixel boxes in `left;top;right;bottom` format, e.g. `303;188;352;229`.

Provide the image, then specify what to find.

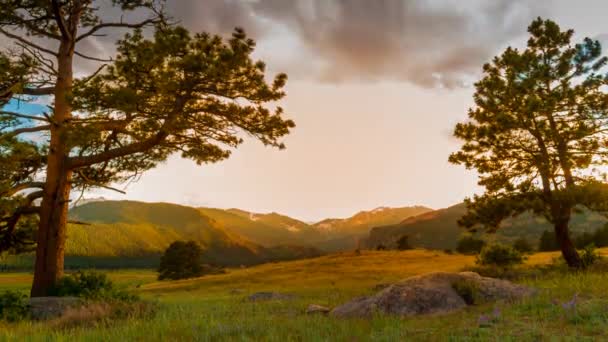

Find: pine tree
450;18;608;268
0;0;294;296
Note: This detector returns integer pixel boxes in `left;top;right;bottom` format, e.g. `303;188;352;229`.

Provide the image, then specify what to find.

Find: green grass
1;250;608;341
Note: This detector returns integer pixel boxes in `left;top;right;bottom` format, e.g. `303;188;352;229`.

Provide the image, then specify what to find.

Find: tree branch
76;18;159;42
69;130;168;168
1;124;51;138
21;86;55;96
2;182;45;197
0;111;50;122
74;50;113;62
51;0;71;40
0;28;58;57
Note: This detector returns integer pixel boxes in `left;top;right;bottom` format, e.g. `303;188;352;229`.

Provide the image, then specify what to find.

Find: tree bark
30;40;74;297
554;219;582;269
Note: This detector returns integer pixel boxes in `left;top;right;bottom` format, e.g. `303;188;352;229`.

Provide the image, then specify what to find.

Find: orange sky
94;1;608;221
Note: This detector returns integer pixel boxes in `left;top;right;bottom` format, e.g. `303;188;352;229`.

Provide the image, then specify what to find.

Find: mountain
314;206;433;235
313;206;433;251
199;208;324;247
66;201;321;268
200;206;432;252
364;203;608;250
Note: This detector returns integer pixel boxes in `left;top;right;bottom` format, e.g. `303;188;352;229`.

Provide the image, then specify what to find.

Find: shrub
476;243;524;268
396;235;412;250
52;271;136;301
574;232;595;249
376;244;387;251
592;225;608;247
0;290;29;322
580;244;601;268
538;230;559;251
451;279;479;305
456;236;485;255
443;249;453;255
158;240;204;280
513;238;533;254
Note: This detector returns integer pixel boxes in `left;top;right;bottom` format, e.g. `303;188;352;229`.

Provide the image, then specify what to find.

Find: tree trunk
30;40;74;297
554;219;582;269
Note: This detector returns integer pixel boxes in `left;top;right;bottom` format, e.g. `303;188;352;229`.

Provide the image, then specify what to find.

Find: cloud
160;0;553;88
0;1;552;89
243;0;550;88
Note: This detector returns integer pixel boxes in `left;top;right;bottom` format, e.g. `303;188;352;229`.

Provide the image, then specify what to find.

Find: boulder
331;272;535;318
246;292;295;302
306;304;331;315
29;296;83;320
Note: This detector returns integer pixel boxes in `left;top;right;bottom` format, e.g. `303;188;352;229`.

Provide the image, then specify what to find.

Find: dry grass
49;302;113;329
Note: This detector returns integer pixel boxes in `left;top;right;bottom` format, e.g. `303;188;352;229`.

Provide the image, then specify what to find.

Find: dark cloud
244;0;549;88
1;1;552;88
161;0;552;88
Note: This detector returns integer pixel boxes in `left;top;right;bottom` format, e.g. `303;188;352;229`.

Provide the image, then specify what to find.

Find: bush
456;236;485;255
52;271;136;301
476;243;524;268
513;238;533;253
396;235;413;250
158;240;204;280
451;279;480;305
574;232;595;249
592;225;608;247
0;290;29;322
580;244;601;268
538;230;559;251
376;244;387;251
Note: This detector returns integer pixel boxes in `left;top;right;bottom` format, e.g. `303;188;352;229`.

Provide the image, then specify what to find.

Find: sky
8;1;608;222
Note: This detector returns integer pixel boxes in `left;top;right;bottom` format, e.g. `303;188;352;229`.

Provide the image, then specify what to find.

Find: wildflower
492;307;501;319
478;314;491;327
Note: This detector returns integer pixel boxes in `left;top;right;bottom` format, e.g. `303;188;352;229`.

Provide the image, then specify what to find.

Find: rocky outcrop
306;304;331;315
29;296;82;320
331;272;535;318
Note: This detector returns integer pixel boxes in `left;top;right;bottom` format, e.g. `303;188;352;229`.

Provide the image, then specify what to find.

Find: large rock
331;272;535;318
306;304;331;315
29;296;83;320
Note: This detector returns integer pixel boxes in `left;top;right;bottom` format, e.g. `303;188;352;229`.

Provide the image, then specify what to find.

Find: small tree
158;241;203;281
477;244;524;268
450;18;608;268
396;235;412;250
513;238;533;254
456;235;486;255
538;230;559;251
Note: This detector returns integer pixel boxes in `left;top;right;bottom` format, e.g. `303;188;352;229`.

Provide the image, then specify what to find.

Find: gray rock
29;296;83;320
331;272;535;318
306;304;331;315
247;292;295;302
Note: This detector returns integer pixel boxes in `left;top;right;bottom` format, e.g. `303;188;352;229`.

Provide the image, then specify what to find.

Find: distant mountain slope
200;208;323;247
314;206;433;235
365;203;608;250
68;201;321;267
312;206;433;251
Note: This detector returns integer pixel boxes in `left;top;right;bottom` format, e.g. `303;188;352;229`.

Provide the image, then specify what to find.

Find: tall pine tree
0;0;294;296
450;18;608;268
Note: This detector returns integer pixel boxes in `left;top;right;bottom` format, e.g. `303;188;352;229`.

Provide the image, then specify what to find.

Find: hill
364;203;608;250
200;206;432;252
199;208;324;247
63;201;321;268
313;206;433;251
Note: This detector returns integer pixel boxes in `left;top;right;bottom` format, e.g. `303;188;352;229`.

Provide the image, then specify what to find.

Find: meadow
1;249;608;341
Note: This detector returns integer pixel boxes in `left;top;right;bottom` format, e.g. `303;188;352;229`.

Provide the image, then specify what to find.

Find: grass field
1;249;608;341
